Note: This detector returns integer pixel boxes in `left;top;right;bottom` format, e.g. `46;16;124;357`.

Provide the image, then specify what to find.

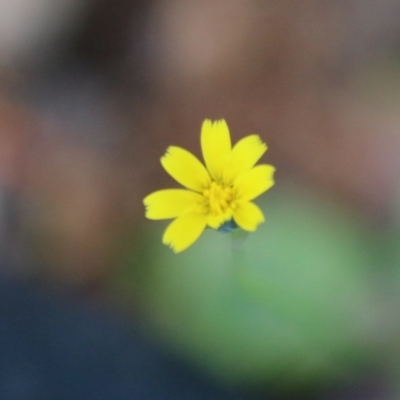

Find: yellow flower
143;119;275;253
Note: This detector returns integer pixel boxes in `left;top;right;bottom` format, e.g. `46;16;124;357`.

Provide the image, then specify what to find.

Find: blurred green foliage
116;183;398;390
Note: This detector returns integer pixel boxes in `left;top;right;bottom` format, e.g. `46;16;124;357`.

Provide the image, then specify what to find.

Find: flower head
143;119;275;253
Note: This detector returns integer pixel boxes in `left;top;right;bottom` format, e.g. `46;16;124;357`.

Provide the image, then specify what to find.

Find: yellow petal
233;201;265;231
161;146;210;192
206;212;231;230
162;212;208;253
223;134;267;184
234;164;275;201
201;119;231;181
144;189;203;220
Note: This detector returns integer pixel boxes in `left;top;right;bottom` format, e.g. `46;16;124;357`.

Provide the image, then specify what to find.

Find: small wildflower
143;119;275;253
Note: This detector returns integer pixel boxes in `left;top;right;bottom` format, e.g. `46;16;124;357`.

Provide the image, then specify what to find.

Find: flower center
202;181;234;215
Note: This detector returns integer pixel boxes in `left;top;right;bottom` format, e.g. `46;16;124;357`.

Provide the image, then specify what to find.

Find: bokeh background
2;1;400;399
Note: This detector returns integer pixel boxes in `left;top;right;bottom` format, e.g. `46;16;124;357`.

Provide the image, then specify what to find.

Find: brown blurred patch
22;131;133;286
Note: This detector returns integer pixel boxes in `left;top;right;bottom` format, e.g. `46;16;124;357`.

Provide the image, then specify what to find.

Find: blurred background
1;0;400;398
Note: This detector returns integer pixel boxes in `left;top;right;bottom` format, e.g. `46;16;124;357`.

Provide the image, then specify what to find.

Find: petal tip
162;236;184;253
201;119;213;130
